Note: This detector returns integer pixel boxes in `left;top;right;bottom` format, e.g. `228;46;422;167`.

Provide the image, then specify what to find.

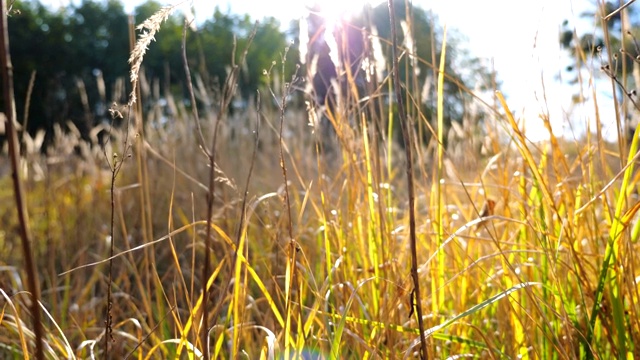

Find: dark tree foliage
4;0;292;148
9;0;129;144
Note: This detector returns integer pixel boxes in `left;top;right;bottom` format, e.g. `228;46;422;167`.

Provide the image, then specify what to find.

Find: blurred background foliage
5;0;493;148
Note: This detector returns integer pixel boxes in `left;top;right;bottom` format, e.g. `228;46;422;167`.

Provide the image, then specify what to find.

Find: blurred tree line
559;1;640;140
6;0;290;147
4;0;494;149
560;1;640;82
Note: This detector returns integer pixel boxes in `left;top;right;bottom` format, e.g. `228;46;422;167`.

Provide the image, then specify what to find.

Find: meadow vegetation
1;0;640;359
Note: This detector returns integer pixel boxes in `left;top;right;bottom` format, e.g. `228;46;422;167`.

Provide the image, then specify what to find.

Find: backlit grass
1;2;640;359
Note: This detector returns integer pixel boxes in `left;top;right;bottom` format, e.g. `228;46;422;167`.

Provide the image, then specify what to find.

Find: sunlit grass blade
586;117;640;358
407;282;541;356
433;24;448;311
0;289;29;359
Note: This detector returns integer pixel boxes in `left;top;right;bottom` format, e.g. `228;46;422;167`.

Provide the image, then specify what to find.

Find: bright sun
299;0;388;80
304;0;386;24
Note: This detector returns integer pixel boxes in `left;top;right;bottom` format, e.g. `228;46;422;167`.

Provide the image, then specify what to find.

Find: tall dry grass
1;1;640;359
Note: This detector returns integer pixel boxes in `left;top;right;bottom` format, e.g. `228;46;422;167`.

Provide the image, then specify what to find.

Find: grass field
2;2;640;359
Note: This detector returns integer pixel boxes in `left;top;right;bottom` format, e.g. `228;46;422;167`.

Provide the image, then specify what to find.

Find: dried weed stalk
0;0;43;358
102;2;185;357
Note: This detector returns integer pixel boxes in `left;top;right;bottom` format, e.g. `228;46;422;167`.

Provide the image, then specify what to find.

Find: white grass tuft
128;1;187;106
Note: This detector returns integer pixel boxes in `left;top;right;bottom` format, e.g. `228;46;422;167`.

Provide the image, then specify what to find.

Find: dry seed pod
475;199;496;231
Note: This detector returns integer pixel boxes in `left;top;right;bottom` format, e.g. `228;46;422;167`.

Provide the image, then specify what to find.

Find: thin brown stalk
598;0;625;164
387;0;428;358
274;58;295;274
0;0;43;358
179;17;211;356
193;24;258;358
131;13;156;339
181;19;209;156
235;92;261;244
603;0;635;21
102;107;133;358
275;48;302;356
97;15;133;357
21;70;35;132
